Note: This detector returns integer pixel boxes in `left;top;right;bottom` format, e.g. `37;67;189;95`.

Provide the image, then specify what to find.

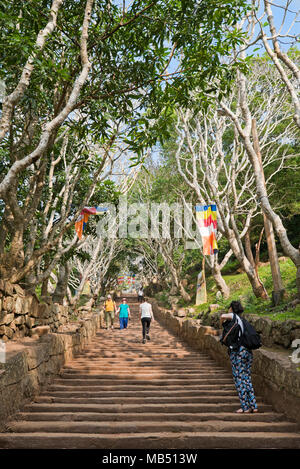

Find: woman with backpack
220;301;258;414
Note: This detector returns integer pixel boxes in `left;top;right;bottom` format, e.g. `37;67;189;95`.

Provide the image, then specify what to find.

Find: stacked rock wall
0;311;101;428
0;281;40;341
0;281;91;341
195;308;300;350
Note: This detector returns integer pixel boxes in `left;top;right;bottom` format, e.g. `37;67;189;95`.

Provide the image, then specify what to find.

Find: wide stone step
67;360;219;366
22;402;274;414
6;420;299;435
1;432;300;449
62;364;225;370
60;368;227;375
74;349;200;354
57;372;227;380
47;383;236;392
52;377;234;386
40;389;237;398
34;395;242;405
60;366;227;372
14;411;287;423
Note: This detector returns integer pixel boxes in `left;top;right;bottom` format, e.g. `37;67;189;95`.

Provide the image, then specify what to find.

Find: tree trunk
228;231;268;299
41;278;49;297
169;264;191;302
179;280;191;303
211;260;230;299
297;264;300;301
233;132;300;297
52;263;70;304
251;118;284;304
245;262;269;299
0;227;24;280
245;230;255;268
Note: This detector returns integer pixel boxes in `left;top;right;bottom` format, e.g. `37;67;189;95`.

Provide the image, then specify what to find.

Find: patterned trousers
229;345;257;411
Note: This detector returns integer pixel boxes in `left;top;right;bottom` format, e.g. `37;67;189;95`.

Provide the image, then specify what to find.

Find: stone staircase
0;297;300;449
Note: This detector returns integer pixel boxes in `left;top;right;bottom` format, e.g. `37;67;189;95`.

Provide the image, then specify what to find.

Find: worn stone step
1;432;300;449
74;353;202;359
67;360;218;366
22;402;274;414
47;383;236;392
69;350;213;355
52;377;234;386
57;372;227;380
6;420;299;435
60;368;227;375
40;389;237;398
14;411;287;424
62;363;225;370
34;395;242;405
80;343;196;347
60;366;227;373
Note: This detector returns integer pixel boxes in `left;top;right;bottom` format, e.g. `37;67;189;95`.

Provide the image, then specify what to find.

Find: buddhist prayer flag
196;204;218;255
117;274;135;289
117;275;125;285
75;206;108;239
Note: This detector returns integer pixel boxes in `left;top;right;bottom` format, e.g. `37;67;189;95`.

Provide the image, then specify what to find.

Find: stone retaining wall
0;311;101;429
0;281;98;341
196;308;300;350
0;281;72;341
152;300;300;427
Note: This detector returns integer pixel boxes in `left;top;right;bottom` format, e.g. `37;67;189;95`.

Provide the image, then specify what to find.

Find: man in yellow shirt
104;294;116;330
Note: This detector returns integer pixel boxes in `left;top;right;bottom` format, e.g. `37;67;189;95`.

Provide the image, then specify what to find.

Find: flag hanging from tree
117;275;125;285
75;206;108;239
195;204;218;255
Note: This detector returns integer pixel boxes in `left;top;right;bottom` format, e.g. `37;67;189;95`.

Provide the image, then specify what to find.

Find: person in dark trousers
139;297;154;344
220;300;258;413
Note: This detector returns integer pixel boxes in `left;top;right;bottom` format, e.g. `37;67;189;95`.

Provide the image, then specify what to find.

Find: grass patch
154;259;299;322
192;259;299;322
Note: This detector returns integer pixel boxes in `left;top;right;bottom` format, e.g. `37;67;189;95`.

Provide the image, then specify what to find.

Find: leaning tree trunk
211;260;230;299
245;230;256;268
52;263;70;304
41;278;49;297
241;134;300;298
169;277;178;295
228;231;269;299
178;281;191;303
170;265;191;302
0;226;25;281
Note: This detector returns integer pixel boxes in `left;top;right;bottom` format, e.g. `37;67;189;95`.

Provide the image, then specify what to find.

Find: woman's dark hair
229;300;244;316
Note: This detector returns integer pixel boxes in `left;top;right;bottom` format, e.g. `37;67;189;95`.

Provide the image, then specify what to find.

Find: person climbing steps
116;298;131;330
104;294;116;330
140;296;154;344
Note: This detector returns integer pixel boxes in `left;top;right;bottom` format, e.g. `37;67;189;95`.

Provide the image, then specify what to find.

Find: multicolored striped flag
195;204;218;255
117;275;125;285
75;206;108;239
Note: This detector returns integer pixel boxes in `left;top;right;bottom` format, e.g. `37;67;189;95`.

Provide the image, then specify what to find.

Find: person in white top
140;297;154;344
137;286;144;303
220;301;258;414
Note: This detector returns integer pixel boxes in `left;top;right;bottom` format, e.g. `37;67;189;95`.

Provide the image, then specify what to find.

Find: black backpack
240;318;262;351
220;313;262;351
220;313;241;351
